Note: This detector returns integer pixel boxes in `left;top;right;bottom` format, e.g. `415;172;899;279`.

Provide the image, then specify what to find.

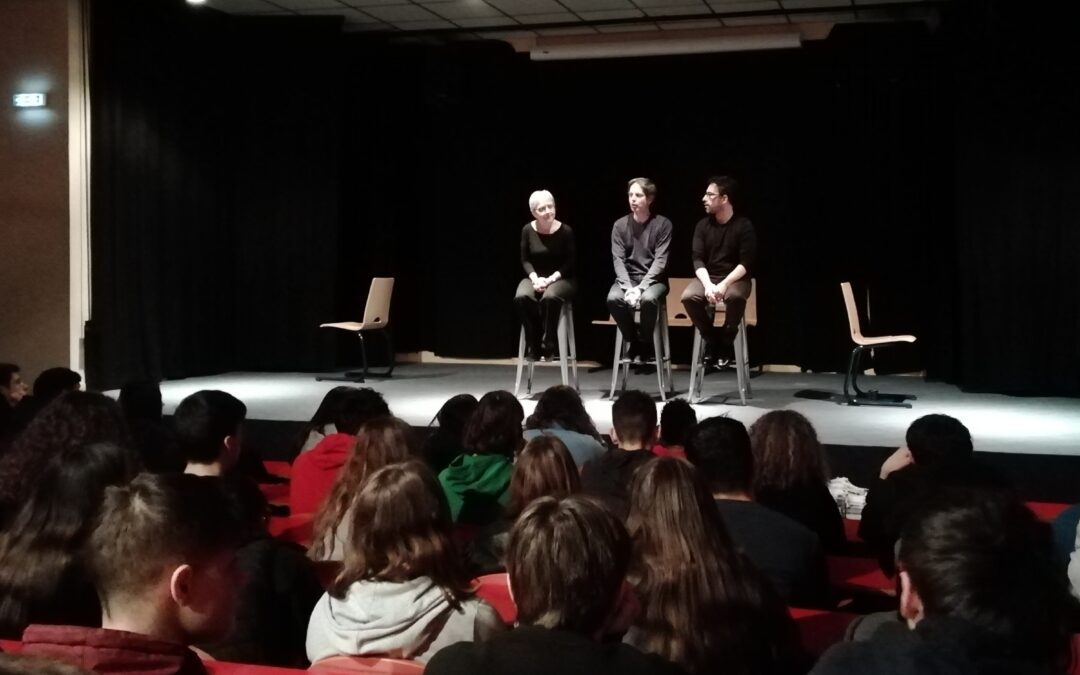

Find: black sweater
691;214;757;278
520;223;576;279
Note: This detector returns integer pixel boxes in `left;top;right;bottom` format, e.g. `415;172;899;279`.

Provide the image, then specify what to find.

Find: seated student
465;435;581;575
0;391;131;523
651;399;696;459
439;391;522;526
21;473;245;675
309;416;417;561
0;362;30;440
198;479;323;667
8;367;84;433
174;390;247;478
522;385;606;468
626;457;805;675
858;414;1007;574
306;461;504;664
119;380;183;474
812;489;1074;675
290;388;392;515
425;394;479;475
292;386;357;455
426;495;683;675
0;442;138;638
749;411;846;553
581;390;657;518
686;416;830;608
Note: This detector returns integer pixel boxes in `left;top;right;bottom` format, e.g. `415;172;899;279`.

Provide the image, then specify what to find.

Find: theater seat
309;655;425;673
202;661;307;674
826;556;894;595
472;573;517;623
263;461;293;481
268;513;314;547
1027;501;1069;522
789;607;856;656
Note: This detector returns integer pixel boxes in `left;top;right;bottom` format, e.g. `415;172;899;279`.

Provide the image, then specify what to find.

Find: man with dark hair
686;416;829;607
680;176;757;365
173;390;247;477
813;489;1073;675
289;387;390;515
581;390;657;518
0;363;30;438
859;414;1006;574
119;380;182;474
427;495;681;675
652;398;697;459
21;473;245;675
606;177;673;364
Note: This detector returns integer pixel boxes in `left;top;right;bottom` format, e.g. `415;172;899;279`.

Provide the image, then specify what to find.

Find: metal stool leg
689;329;702;403
568;309;578;390
661;310;674;395
652;316;666;401
734;321;747;406
610;327;624;398
515;326;526;397
557;304;570;387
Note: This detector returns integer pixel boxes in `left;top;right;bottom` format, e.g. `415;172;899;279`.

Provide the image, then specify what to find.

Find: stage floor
131;363;1080;458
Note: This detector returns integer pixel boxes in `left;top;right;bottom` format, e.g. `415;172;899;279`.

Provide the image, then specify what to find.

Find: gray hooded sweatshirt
306;576;504;664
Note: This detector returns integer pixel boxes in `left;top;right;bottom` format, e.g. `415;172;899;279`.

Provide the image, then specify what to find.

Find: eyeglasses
703;192;721;198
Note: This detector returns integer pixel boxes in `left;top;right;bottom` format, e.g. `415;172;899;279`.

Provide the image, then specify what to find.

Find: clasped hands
531;275;558;292
705;281;729;305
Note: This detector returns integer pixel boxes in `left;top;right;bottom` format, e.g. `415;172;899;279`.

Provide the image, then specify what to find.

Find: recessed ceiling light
187;0;207;5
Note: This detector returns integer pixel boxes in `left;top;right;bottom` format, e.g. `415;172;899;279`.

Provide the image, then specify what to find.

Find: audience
292;386;358;456
10;368;84;432
439;390;522;525
581;390;657;518
651;398;696;459
858;414;1007;574
466;435;581;575
0;442;138;638
749;410;846;553
425;394;479;474
523;385;606;468
686;416;830;607
119;379;183;474
21;473;245;675
0;362;30;439
626;456;805;675
0;391;131;522
428;495;682;675
289;387;392;516
198;479;323;667
306;460;504;664
174;390;247;478
309;416;416;561
813;489;1074;675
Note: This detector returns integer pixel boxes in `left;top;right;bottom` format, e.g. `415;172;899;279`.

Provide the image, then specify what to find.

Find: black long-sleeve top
611;214;672;290
691;214;757;278
520;223;575;279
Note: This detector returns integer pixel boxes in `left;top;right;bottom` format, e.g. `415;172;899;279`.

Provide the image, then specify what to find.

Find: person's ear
223;434;241;466
609;427;620;447
898;570;924;628
169;564;195;608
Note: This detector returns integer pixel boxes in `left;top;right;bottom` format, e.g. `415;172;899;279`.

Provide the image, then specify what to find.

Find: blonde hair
528;189;554;214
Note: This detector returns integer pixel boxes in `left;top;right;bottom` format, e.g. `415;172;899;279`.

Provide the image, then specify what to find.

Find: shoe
540;341;556;362
627;341;643;365
525;344;539;362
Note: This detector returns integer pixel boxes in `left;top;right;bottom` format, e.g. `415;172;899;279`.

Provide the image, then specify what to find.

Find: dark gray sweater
611;214;672;290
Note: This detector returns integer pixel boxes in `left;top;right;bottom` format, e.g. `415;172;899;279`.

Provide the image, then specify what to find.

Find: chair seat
320;321;385;332
853;334;916;347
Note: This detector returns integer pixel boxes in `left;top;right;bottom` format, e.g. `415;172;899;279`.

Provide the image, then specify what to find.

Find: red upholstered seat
309;655;425;673
263;461;293;480
268;513;314;547
789;607;856;656
826;556;894;595
1027;501;1069;522
472;573;517;623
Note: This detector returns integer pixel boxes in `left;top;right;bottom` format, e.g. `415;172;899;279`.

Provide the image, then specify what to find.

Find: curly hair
748;410;828;492
0;391;131;517
310;416;417;560
524;385;601;440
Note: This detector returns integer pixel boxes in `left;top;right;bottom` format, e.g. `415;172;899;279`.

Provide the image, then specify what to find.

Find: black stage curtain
86;0;341;389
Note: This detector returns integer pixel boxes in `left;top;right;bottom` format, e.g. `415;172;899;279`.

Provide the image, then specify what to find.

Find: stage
126;363;1080;459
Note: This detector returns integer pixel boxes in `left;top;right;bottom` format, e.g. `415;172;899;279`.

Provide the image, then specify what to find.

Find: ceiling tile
596;21;659;31
516;11;581;22
423;0;506;18
483;0;565;13
269;0;348;9
337;8;384;21
343;0;414;7
780;0;843;8
559;0;636;11
794;10;856;21
643;4;709;16
203;0;282;12
475;28;538;36
535;25;598;33
854;0;921;3
707;0;780;11
342;20;392;29
720;13;788;24
657;16;722;27
363;4;440;20
454;16;518;25
392;17;457;26
577;7;643;19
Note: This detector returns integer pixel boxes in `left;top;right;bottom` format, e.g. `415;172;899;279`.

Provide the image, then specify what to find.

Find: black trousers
605;281;668;345
514;278;575;350
680;276;751;344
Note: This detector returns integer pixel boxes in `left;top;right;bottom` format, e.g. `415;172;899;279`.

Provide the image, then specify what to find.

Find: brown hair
311;416;416;560
507;435;581;519
463;390;524;458
507;495;629;635
748;410;828;492
626;457;800;675
627;177;657;200
329;460;472;606
611;390;656;447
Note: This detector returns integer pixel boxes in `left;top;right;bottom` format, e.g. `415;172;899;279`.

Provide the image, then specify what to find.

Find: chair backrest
744;279;758;327
840;282;863;341
309;655;425;674
472;572;518;623
666;278;694;322
362;277;395;327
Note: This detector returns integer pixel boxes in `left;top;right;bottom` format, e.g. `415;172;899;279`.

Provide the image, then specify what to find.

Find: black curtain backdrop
85;0;1080;397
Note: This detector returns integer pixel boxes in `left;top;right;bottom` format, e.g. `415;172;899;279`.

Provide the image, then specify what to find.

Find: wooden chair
840;281;916;407
318;277;395;383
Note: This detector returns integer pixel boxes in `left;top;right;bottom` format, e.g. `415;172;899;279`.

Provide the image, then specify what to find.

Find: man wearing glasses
680;176;758;366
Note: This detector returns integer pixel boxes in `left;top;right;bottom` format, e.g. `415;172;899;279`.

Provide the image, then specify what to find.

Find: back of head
748;410;827;492
333;460;467;600
898;488;1071;669
611;390;657;448
659;399;697;447
118;380;164;422
88;473;244;640
507;495;630;635
434;394;478;438
508;435;581;519
32;368;82;403
525;385;600;439
463;390;524;457
332;387;390;436
905;414;973;467
173;390;246;465
685;416;753;495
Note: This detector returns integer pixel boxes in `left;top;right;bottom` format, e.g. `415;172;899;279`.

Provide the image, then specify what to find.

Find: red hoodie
22;624;206;675
288;433;355;515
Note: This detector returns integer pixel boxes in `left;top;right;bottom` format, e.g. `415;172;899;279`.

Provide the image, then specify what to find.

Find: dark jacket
757;482;848;554
581;449;655;519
